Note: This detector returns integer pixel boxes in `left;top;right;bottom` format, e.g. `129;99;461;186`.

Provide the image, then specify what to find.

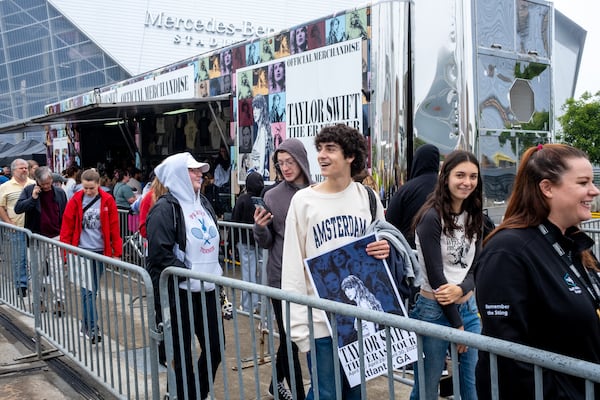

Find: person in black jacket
15;166;67;314
146;152;222;400
476;144;600;399
386;144;439;249
231;171;264;312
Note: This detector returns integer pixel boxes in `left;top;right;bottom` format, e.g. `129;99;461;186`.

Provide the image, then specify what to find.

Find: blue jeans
306;336;361;400
80;258;104;334
10;231;28;289
409;295;480;400
236;242;260;311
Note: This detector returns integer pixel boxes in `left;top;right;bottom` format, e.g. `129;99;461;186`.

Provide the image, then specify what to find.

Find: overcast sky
553;0;600;97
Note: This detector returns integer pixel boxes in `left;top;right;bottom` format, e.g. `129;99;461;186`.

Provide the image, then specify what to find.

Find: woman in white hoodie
146;152;222;400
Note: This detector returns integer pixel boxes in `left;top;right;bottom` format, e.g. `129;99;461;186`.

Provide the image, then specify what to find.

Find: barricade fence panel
119;209;146;267
26;231;162;400
0;224;33;315
159;268;600;400
217;220;269;321
2;220;600;400
581;219;600;257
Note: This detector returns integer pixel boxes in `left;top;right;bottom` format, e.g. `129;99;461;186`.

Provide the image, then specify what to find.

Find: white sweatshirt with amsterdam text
281;182;384;352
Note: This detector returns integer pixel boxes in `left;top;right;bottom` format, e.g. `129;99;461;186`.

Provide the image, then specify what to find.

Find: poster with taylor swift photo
304;234;418;387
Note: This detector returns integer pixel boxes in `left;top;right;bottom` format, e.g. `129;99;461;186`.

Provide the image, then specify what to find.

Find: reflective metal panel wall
410;0;553;211
369;1;410;204
554;9;586;123
412;0;476;155
474;0;553;207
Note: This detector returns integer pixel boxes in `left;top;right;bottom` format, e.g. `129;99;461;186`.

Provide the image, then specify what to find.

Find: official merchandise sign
115;64;196;103
304;234;418;387
236;39;363;183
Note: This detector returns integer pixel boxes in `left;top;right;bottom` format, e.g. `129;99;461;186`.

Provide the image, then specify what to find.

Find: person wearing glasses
280;125;390;399
146;152;222;400
253;138;312;400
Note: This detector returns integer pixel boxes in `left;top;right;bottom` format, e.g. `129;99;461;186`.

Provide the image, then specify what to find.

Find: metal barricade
3;218;600;400
0;224;33;315
27;234;162;400
581;219;600;257
119;209;146;267
217;220;271;364
159;268;600;400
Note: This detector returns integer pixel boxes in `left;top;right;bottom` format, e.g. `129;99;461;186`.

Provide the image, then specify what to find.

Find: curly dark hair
314;124;368;177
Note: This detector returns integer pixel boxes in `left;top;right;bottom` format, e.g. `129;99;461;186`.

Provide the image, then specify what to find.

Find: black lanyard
538;223;600;319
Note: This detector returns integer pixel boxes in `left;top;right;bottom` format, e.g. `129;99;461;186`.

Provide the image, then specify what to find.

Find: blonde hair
150;177;169;203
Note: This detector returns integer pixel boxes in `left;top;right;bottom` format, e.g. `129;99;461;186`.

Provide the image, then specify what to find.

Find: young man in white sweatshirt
281;124;390;400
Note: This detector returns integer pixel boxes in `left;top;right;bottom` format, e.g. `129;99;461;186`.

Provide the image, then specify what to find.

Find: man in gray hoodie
253;138;311;400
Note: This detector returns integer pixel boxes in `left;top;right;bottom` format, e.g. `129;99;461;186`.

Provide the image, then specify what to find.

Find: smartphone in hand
251;196;271;213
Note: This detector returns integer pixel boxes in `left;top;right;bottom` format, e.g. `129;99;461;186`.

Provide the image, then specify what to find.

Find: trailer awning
32;96;230;125
0;117;47;135
0;95;230;135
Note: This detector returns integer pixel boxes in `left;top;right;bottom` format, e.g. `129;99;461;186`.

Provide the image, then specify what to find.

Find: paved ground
0;304;116;400
0;301;415;399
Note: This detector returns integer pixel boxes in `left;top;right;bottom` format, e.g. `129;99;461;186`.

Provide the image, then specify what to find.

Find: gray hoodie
253;138;312;288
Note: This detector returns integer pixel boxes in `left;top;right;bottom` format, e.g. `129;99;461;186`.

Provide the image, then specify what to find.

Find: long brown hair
486;143;597;270
413;150;483;240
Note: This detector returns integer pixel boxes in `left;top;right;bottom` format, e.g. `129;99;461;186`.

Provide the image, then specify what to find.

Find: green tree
558;91;600;164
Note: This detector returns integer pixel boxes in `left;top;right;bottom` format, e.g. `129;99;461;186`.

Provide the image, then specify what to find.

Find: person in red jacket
138;176;168;238
60;168;122;343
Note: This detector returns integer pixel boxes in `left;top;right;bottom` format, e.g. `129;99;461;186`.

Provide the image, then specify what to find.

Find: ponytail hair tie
537;144;543;150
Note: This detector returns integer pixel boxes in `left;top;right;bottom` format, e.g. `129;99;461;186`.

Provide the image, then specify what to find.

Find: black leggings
272;298;306;400
170;289;223;400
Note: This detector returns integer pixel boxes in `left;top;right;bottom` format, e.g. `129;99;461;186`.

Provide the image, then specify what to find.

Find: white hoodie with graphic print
154;152;221;291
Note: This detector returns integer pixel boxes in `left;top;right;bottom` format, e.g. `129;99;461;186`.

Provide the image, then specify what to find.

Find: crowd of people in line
1;124;600;399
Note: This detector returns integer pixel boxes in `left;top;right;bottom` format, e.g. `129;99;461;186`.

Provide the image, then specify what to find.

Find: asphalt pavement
0;304;115;400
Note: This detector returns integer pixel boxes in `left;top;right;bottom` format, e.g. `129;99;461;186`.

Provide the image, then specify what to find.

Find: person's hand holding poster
304;234;418;387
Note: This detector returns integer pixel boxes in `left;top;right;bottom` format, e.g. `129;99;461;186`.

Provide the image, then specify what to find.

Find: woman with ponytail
476;144;600;399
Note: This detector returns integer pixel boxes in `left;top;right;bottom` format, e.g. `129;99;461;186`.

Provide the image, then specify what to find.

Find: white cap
186;154;210;172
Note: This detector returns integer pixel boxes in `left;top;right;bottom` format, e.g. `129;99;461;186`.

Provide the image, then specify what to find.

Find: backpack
364;185;423;303
365;184;378;223
483;208;496;239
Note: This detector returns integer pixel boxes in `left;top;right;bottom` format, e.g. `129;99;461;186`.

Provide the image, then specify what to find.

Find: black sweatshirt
475;221;600;399
386;144;439;248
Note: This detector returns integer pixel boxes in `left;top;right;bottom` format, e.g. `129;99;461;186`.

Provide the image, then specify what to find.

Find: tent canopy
0;139;46;166
0;142;13;154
